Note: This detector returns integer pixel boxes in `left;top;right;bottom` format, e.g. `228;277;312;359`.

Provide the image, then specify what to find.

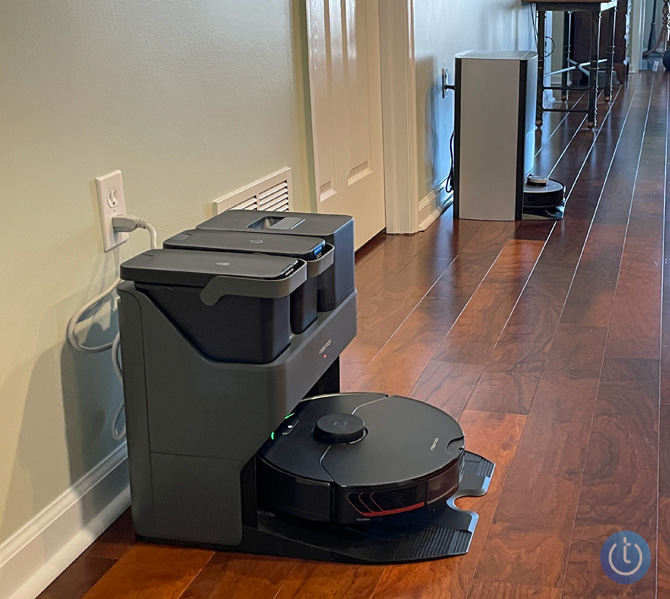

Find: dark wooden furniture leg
536;9;546;126
587;9;602;128
605;6;616;101
643;0;669;58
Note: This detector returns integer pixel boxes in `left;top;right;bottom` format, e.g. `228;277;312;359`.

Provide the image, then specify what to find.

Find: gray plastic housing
162;229;335;334
121;249;308;363
117;280;357;546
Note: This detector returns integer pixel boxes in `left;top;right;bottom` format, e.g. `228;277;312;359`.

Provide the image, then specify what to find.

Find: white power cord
66;278;120;352
67;214;159;440
111;214;158;249
111;334;125;440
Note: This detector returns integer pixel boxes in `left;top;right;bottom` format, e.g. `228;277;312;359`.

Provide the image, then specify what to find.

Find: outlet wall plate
96;170;129;252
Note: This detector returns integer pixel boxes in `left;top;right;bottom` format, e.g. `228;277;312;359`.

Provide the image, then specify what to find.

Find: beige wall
413;0;536;201
0;0;311;544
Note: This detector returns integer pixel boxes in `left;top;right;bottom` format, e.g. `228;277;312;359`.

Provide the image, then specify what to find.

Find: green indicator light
270;432;275;440
284;412;295;420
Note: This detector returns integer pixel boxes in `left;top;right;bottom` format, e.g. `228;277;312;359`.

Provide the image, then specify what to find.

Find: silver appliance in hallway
452;50;565;221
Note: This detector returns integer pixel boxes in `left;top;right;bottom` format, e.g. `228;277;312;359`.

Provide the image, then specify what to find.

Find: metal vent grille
212;167;293;214
258;181;290;212
236;197;258;211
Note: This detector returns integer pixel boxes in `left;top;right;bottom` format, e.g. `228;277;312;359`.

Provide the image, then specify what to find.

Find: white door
305;0;386;249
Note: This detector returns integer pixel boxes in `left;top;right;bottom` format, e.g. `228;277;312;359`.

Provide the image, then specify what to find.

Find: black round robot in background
664;50;670;71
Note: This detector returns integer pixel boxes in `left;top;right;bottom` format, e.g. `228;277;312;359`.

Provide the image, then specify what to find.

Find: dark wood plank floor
39;71;669;598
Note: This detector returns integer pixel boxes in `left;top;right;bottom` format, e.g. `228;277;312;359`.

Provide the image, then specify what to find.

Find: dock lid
197;210;352;238
120;249;300;288
164;229;326;261
455;50;537;61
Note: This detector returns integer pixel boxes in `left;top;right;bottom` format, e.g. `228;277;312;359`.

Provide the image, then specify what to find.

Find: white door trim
629;0;645;73
378;0;420;234
304;0;387;248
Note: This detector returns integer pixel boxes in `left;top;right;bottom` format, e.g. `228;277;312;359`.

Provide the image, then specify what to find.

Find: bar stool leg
587;10;602;128
562;11;571;101
536;9;546;126
605;7;616;101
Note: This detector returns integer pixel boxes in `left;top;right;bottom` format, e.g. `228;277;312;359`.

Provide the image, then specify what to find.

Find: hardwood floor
39;71;668;598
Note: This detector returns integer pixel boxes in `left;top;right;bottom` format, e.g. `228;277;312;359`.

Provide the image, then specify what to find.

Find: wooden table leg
605;7;616;101
536;9;546;126
587;9;602;128
644;0;670;58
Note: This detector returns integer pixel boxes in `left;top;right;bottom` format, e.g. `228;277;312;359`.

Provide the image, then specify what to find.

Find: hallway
41;70;669;599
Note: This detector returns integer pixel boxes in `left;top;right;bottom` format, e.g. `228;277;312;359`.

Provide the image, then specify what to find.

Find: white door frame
300;0;421;236
629;0;646;73
303;0;387;248
378;0;421;235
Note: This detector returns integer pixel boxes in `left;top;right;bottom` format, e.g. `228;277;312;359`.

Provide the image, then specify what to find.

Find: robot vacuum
523;175;565;220
257;393;465;525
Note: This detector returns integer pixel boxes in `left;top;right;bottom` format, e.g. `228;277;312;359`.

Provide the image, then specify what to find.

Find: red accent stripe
357;493;376;512
353;500;425;517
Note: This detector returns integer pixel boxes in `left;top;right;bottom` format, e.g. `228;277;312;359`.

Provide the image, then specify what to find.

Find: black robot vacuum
523;175;565;220
257;393;465;525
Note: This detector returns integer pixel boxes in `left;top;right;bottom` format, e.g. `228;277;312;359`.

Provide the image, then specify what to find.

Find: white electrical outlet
95;170;129;252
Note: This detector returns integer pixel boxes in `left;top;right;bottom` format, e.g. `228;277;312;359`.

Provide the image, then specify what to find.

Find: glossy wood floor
40;70;669;598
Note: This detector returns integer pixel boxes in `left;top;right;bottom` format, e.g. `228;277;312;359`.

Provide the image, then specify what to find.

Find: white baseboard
0;444;130;599
419;183;451;231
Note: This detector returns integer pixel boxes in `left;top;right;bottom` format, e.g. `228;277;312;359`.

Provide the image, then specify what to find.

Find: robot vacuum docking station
117;210;495;564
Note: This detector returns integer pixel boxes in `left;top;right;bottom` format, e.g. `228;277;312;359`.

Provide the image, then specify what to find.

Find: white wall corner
419;181;451;231
0;444;130;599
629;0;646;73
542;11;555;105
379;0;420;235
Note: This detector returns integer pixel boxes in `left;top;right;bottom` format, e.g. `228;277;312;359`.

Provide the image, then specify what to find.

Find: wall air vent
212;167;293;215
